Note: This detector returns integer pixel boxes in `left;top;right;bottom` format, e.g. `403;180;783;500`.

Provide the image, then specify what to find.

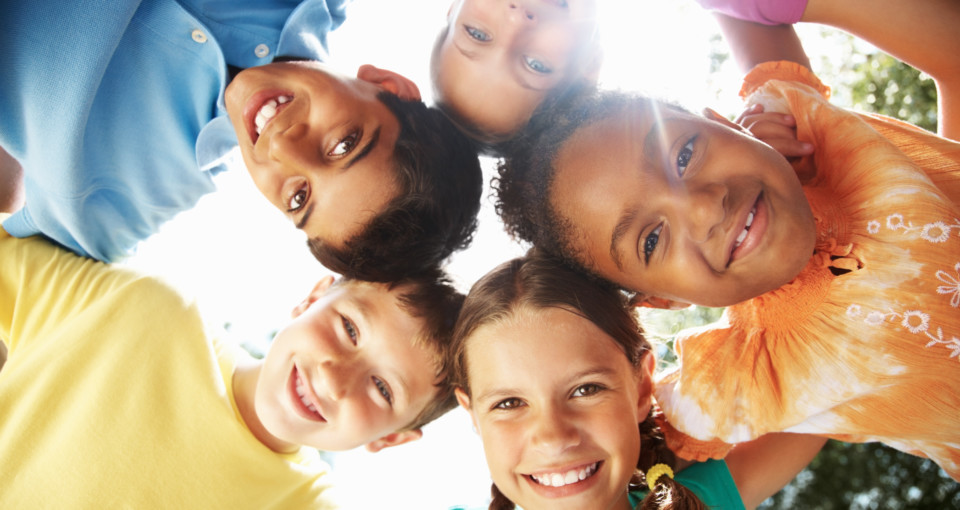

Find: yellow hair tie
645;463;674;491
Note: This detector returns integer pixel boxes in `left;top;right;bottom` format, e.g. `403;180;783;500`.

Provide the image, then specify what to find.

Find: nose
529;405;581;453
267;122;313;169
317;358;360;402
680;182;727;244
507;2;536;22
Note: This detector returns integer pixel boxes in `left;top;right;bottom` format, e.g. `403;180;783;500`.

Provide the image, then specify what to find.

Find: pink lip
289;366;326;423
728;193;768;266
523;460;603;499
242;89;294;145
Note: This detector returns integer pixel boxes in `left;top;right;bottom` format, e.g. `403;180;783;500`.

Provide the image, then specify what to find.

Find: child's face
255;278;438;451
225;61;408;250
435;0;599;138
550;104;817;308
457;306;650;510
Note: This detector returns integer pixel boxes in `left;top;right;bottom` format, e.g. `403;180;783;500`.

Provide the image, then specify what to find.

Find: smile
290;366;326;422
255;95;291;135
733;205;756;250
528;461;599;488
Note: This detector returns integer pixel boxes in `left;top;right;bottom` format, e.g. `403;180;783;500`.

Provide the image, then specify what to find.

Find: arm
712;13;811;73
0;145;23;214
724;433;827;509
801;0;960;139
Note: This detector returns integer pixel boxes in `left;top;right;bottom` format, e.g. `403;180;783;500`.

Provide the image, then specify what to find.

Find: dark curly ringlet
451;248;706;510
495;88;688;280
308;91;483;282
334;267;465;432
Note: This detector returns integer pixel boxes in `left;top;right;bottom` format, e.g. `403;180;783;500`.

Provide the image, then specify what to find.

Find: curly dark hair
308;91;483;282
494;88;683;276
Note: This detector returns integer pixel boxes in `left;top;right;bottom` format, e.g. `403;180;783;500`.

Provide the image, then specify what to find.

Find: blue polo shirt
0;0;347;261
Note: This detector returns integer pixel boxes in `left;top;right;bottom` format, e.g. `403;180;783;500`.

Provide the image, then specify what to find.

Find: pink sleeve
695;0;808;25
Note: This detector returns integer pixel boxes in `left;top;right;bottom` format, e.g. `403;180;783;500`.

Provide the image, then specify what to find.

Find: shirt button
254;43;270;58
191;29;207;44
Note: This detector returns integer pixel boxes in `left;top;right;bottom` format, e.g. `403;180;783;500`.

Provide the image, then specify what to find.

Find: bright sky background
123;1;860;508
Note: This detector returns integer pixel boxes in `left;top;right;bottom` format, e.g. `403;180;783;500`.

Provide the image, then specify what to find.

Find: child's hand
736;103;814;158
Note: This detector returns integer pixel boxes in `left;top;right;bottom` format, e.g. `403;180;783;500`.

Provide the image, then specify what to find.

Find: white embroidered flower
949;337;960;358
920;222;951;243
886;214;904;230
937;262;960;308
846;304;862;318
901;310;930;333
865;311;886;326
866;221;881;234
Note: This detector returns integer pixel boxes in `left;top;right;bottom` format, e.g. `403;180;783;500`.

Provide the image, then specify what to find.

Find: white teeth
254;95;291;135
531;462;598;488
735;228;748;247
734;207;756;249
295;376;318;413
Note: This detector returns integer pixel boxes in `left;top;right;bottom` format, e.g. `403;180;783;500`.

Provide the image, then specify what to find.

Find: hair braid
634;409;707;510
489;483;515;510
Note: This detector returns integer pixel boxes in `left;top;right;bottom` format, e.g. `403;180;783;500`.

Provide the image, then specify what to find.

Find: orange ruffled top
655;61;960;481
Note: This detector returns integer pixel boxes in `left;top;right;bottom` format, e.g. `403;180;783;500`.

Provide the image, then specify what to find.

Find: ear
364;428;423;453
356;64;421;101
291;275;336;318
455;387;480;433
628;293;691;311
636;352;656;418
702;107;749;134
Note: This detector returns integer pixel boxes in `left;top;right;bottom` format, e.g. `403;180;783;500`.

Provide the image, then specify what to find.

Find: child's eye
572;383;604;398
328;131;359;157
677;135;697;176
340;315;358;345
523;56;552;74
643;224;663;264
373;376;393;406
493;397;524;410
465;25;491;42
286;186;309;213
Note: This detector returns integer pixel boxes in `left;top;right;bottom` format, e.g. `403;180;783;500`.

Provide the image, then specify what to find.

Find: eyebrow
473;366;620;405
296;203;315;230
607;117;669;271
609;208;638;272
343;126;381;171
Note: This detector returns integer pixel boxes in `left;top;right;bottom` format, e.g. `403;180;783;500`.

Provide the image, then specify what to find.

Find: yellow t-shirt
0;222;336;508
655;63;960;481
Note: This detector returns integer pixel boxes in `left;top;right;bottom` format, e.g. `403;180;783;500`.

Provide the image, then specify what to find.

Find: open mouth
733;204;756;251
244;92;293;145
728;193;766;266
290;366;325;422
528;461;600;488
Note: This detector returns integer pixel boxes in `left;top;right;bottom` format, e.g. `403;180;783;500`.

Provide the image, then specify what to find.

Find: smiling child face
435;0;600;140
254;278;439;452
457;305;649;510
225;61;403;250
550;103;816;307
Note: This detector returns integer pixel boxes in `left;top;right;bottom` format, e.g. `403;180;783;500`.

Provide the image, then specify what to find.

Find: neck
232;361;299;454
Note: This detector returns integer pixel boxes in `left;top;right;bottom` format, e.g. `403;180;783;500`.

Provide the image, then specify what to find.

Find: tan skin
224;62;421;250
434;0;601;140
551;103;816;308
457;306;825;510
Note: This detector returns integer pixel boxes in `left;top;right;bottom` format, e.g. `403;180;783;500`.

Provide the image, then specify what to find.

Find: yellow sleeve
0;217;140;354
